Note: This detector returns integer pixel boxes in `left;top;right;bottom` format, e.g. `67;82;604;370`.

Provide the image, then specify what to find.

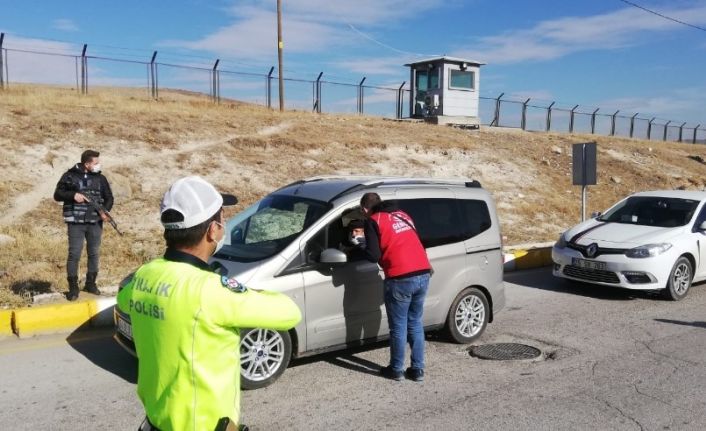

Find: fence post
694;125;700;144
569;105;579;133
647;117;655;140
610;110;619;136
678;122;686;142
312;72;323;113
629;113;638;138
149;51;158;99
546;102;555;132
521;98;530;130
266;67;275;109
396;81;406;119
357;77;366;115
0;32;4;89
80;44;88;94
663;120;671;141
211;59;220;104
490;93;504;127
590;108;599;134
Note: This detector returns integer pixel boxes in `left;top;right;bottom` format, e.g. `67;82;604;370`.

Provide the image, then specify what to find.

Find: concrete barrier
11;297;116;339
504;242;554;272
2;243;555;338
0;310;13;338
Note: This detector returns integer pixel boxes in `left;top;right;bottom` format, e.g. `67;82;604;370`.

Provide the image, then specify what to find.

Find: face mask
91;164;101;173
350;235;366;247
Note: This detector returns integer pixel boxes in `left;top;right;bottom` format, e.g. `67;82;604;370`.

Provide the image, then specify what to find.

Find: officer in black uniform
53;149;114;300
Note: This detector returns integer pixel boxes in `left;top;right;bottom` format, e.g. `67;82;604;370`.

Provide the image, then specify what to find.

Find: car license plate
117;316;133;340
572;257;606;271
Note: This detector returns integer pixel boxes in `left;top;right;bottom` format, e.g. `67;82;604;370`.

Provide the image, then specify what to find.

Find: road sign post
572;142;597;221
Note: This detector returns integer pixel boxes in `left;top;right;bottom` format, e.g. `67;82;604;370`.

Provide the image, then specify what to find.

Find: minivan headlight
555;232;567;248
625;243;672;258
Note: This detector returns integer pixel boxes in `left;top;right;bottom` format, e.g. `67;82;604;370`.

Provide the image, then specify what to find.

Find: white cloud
162;1;443;64
452;3;706;64
53;19;79;32
596;89;706;124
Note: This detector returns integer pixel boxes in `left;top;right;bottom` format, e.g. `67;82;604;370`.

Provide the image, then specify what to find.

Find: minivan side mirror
698;221;706;231
591;211;602;219
319;248;348;266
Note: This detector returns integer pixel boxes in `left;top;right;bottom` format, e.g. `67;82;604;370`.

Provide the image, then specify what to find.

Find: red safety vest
371;210;431;278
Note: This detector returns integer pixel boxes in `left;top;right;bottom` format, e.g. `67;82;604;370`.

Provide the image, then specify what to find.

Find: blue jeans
384;273;430;372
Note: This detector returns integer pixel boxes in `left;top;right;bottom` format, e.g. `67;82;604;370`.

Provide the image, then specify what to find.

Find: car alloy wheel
446;287;489;343
664;256;693;301
240;328;291;389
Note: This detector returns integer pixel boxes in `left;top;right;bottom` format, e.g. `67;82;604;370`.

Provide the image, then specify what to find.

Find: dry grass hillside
0;85;705;307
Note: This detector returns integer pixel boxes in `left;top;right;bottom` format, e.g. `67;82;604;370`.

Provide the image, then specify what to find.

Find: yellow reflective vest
117;254;301;431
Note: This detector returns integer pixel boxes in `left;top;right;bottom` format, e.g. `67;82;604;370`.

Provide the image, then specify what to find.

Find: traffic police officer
117;176;301;431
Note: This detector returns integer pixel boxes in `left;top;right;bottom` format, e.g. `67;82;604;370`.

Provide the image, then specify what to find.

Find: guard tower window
449;70;475;90
416;67;439;91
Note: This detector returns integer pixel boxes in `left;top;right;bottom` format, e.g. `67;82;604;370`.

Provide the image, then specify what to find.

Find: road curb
504;242;554;272
10;297;116;339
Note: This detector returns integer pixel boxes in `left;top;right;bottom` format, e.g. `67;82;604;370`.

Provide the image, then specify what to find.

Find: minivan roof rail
322;176;482;203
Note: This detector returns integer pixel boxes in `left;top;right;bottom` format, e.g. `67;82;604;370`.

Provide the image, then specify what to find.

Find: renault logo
586;243;598;258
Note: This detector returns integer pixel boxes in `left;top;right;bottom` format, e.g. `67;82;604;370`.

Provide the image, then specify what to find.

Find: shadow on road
66;310;137;384
504;267;665;301
654;318;706;329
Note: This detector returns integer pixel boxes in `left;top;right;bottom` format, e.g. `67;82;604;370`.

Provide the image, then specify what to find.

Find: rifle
84;197;123;236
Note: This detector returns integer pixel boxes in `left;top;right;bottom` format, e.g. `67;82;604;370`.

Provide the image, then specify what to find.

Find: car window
693;204;706;230
599;196;699;228
216;195;330;262
391;198;491;248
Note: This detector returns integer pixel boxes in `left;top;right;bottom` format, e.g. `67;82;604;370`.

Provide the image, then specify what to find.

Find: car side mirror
319;248;347;266
591;211;602;219
699;221;706;231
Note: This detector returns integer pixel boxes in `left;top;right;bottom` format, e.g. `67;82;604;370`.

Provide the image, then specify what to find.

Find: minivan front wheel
240;328;292;390
446;287;489;343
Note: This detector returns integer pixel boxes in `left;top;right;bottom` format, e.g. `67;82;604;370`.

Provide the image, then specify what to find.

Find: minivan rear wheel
240;328;292;390
446;287;489;343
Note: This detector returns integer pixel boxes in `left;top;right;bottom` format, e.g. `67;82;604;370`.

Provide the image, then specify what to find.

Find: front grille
567;243;627;258
563;265;620;284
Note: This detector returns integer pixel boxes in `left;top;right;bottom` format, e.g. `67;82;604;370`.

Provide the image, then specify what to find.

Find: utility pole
277;0;284;112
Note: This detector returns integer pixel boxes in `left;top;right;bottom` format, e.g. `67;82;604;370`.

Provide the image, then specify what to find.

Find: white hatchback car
552;190;706;300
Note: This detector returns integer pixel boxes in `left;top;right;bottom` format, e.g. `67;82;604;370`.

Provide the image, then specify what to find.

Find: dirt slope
0;85;704;306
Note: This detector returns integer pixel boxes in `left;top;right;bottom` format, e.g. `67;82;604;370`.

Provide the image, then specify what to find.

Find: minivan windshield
597;196;699;228
215;194;330;262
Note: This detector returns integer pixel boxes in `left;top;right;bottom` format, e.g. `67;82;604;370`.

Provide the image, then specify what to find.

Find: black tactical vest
62;172;104;224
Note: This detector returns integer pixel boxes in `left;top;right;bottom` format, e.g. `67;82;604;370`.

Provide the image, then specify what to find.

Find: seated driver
340;219;366;259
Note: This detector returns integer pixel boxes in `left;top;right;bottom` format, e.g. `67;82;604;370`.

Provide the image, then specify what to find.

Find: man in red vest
360;192;431;382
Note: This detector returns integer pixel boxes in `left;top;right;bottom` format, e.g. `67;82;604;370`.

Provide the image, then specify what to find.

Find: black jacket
54;164;113;223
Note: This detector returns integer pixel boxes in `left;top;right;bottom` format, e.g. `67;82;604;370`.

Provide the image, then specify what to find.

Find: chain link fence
1;38;703;144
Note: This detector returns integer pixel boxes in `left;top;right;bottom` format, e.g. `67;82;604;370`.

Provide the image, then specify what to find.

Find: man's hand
100;211;109;222
74;193;87;203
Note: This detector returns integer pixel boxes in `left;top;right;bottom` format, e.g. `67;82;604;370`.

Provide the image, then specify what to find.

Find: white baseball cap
160;176;237;230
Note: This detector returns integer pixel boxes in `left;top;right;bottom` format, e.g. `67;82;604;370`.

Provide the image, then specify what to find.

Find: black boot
84;272;101;295
66;276;79;301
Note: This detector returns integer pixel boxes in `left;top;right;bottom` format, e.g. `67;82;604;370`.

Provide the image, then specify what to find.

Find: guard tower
405;56;485;127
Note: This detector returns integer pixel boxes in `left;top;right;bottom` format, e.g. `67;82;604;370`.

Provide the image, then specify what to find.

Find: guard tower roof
405;56;486;67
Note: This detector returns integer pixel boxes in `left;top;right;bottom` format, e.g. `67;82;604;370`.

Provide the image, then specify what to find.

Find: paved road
1;268;705;430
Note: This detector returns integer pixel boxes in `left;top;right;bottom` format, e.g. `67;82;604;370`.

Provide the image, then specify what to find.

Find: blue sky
2;0;706;125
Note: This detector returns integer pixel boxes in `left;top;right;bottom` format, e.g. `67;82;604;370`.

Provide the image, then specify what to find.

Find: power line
617;0;706;32
345;23;438;58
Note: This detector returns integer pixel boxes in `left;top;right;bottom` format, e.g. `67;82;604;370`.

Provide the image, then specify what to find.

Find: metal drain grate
470;343;542;360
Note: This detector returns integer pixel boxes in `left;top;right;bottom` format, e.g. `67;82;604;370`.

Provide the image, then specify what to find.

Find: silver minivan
115;176;505;389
